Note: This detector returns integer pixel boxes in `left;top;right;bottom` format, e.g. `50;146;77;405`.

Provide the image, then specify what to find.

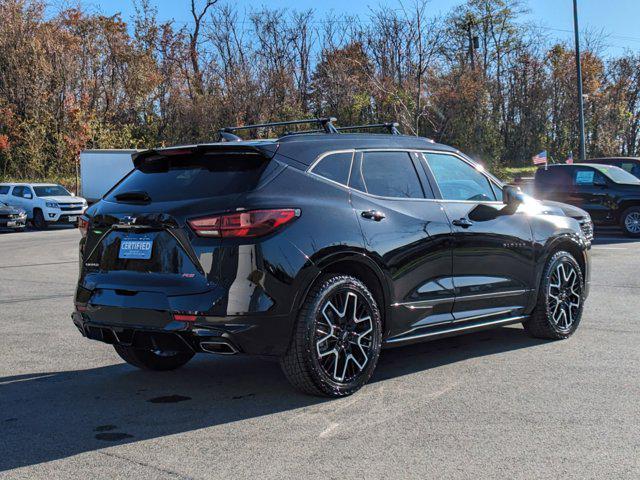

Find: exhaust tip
200;340;238;355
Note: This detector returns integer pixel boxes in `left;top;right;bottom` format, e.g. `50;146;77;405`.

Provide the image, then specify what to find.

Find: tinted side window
426;153;496;201
12;187;23;197
311;152;353;185
359;151;424;199
0;186;9;195
535;167;572;188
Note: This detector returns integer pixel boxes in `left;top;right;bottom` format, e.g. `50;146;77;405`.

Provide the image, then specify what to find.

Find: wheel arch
294;250;391;336
617;201;640;223
538;235;588;290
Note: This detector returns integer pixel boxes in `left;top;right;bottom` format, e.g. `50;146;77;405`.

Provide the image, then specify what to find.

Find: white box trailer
80;149;140;203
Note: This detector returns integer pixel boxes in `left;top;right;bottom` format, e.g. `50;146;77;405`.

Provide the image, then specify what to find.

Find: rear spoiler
131;143;278;168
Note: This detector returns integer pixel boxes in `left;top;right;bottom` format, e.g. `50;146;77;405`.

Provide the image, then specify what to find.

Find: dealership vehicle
72;119;591;397
0;183;87;229
80;149;139;204
581;157;640;179
0;199;27;231
534;163;640;236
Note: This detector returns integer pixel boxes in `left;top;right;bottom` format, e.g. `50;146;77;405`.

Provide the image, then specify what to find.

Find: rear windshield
34;185;70;197
105;154;268;202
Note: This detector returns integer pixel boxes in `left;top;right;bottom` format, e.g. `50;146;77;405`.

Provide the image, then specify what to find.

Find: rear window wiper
114;191;152;204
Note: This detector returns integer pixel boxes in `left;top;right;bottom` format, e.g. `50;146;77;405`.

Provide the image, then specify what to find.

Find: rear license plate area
119;235;153;260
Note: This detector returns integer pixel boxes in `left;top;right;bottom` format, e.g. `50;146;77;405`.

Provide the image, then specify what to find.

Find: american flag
532;150;547;165
566;152;573;164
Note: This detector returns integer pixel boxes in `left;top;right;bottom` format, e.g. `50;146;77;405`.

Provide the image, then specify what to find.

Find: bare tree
188;0;218;97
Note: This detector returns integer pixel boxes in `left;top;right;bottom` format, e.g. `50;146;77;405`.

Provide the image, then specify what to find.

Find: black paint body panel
74;135;591;356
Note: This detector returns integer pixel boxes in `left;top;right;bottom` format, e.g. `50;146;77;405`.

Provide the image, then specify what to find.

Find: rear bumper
72;307;294;357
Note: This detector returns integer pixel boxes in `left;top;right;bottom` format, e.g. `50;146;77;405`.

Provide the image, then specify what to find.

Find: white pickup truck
0;183;87;229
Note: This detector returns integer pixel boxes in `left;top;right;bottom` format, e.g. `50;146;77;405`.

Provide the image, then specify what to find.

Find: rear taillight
78;216;89;237
188;209;299;238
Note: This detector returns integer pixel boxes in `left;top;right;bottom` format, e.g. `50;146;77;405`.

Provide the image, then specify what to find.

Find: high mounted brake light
173;313;197;322
188;209;300;238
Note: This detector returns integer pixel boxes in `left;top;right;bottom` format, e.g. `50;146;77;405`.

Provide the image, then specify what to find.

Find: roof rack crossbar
282;128;325;136
221;117;338;137
336;122;401;135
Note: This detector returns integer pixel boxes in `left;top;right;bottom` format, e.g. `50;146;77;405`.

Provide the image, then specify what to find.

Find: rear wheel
523;250;584;339
32;209;47;230
113;345;194;371
280;274;382;397
620;206;640;237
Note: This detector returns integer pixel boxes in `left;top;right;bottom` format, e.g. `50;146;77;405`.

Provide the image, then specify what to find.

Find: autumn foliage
1;0;640;180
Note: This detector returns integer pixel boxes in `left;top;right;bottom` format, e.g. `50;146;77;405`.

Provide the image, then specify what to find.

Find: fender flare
290;248;391;323
531;233;588;305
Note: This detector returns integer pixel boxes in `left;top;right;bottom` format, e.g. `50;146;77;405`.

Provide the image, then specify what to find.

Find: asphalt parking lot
1;226;638;479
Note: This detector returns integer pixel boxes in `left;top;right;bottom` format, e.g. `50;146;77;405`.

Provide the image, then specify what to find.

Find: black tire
620;206;640;237
280;274;383;397
113;345;194;371
523;250;585;340
32;209;47;230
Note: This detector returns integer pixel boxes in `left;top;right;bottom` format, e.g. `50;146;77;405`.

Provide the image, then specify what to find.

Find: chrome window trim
353;149;432;201
306;147;507;206
306;149;355;191
419;150;504;204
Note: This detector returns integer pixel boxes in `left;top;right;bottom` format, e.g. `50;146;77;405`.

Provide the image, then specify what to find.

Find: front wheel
32;209;47;230
620;206;640;237
523;250;585;339
280;274;382;397
113;345;194;371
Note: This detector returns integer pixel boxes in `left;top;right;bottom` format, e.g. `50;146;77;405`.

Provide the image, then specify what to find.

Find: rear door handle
361;210;386;221
452;218;473;228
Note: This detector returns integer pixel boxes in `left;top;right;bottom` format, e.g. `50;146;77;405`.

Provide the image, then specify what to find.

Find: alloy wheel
548;261;582;332
315;290;374;383
624;211;640;234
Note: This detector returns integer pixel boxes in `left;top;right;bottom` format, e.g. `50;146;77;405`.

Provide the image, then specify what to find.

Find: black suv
534;163;640;236
73;119;591;397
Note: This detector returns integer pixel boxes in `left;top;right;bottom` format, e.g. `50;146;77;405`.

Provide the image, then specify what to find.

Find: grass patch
495;166;538;182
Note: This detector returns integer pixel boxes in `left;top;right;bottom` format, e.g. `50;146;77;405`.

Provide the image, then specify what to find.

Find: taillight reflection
78;216;90;237
188;209;299;238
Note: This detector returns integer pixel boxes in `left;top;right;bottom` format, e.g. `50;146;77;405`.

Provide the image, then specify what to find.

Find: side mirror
71;192;76;197
503;185;524;207
23;193;32;199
